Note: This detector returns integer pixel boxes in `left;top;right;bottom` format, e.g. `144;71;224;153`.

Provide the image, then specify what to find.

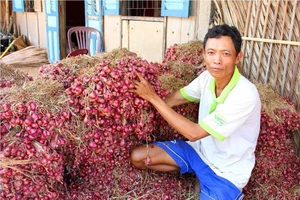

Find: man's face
203;36;242;81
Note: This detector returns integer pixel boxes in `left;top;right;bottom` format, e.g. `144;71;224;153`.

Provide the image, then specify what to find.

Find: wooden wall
121;17;165;62
103;1;212;62
103;15;122;53
15;12;46;48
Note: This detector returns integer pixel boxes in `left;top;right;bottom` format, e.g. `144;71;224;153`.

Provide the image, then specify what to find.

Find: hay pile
163;40;204;67
255;80;300;156
3;41;298;199
174;40;204;55
0;46;199;199
255;82;296;122
0;46;49;68
39;48;140;80
242;82;300;199
0;64;32;86
0;79;67;110
159;62;197;93
164;61;197;83
159;75;186;94
95;47;138;65
0;46;49;78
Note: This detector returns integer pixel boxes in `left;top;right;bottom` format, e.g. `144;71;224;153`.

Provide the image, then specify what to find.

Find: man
130;24;261;200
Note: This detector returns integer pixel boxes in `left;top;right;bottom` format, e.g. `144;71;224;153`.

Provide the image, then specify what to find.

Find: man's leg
195;177;200;194
130;144;179;172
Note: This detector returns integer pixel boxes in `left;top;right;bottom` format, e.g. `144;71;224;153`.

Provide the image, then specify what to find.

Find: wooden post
5;0;9;33
0;1;3;29
59;0;67;58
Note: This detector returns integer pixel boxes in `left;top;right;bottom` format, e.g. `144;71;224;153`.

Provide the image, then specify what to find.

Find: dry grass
0;79;67;112
255;81;296;121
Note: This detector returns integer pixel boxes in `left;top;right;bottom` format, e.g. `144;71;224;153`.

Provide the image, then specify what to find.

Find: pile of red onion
1;44;299;199
243;109;300;199
0;68;33;88
0;100;69;199
0;54;198;199
162;41;204;66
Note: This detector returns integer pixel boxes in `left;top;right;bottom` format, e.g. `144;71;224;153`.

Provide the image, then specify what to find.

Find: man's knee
130;146;146;168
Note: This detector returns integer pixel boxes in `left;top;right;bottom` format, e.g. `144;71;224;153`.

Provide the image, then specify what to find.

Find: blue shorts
154;139;244;200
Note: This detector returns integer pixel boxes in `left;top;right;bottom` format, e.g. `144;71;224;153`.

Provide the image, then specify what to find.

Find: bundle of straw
0;46;49;68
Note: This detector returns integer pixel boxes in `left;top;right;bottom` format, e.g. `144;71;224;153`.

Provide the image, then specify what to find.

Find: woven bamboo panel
213;0;300;112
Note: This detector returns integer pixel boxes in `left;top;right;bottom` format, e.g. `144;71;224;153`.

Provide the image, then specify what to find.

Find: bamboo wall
213;0;300;112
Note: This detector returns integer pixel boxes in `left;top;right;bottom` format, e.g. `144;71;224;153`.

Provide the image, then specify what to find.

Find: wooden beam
242;37;300;46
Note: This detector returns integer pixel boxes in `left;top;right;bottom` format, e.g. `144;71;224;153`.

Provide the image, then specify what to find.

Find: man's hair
203;24;242;54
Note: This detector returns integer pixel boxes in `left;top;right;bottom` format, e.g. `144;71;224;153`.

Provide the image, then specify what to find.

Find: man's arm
130;72;209;141
165;90;190;108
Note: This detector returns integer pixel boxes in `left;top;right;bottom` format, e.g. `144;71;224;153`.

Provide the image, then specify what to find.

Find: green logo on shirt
213;113;227;126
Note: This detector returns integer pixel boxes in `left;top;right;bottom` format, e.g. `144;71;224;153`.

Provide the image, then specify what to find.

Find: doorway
65;1;85;54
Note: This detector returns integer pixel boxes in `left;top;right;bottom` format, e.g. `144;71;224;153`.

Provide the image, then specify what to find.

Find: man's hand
129;72;159;103
129;72;208;141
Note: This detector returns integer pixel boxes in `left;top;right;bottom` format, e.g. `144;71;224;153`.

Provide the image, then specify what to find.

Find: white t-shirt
180;68;261;190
